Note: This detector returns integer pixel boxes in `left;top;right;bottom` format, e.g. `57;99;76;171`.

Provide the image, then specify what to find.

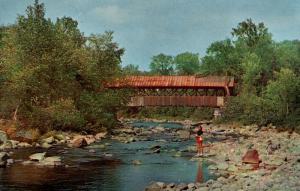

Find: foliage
174;52;200;75
200;39;242;78
122;64;142;75
149;53;175;75
0;1;129;132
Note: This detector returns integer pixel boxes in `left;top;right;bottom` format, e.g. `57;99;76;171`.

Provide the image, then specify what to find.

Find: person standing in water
195;125;204;156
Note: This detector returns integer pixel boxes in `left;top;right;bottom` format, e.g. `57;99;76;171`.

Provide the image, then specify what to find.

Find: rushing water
0;121;216;191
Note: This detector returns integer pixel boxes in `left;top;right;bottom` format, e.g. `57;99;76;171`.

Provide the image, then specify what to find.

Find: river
0;121;216;191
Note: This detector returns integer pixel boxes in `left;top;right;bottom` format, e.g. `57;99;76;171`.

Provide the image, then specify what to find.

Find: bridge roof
107;76;234;89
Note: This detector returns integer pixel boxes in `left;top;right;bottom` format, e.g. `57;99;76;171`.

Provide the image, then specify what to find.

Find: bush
29;99;86;132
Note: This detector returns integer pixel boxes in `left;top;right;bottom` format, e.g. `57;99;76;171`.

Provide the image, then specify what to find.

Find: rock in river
72;138;87;148
29;152;46;162
42;136;55;144
39;156;62;166
0;152;9;167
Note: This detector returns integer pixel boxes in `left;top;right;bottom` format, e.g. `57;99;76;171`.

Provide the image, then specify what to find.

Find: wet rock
150;145;161;150
6;158;14;166
242;149;260;164
177;183;188;190
267;141;281;154
8;140;19;149
29;152;46;162
212;181;222;189
156;182;166;188
187;183;195;189
95;132;107;140
72;138;87;148
39;156;62;166
217;162;228;170
42;136;55;144
89;149;96;153
173;151;181;157
228;164;238;172
103;153;113;157
22;160;35;165
85;136;96;145
0;141;12;149
154;126;165;132
167;183;175;188
18;142;32;148
41;142;52;149
153;148;160;153
132;160;142;165
0;130;8;144
54;134;66;141
145;182;161;191
266;158;283;166
0;152;9;167
208;165;218;170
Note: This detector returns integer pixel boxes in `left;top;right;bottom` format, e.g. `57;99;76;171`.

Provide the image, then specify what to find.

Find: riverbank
144;122;300;191
0;118;299;190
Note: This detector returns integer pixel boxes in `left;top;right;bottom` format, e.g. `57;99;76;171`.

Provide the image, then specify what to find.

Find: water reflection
196;161;204;183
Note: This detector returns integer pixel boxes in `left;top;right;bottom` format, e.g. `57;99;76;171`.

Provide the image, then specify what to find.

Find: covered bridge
107;75;235;107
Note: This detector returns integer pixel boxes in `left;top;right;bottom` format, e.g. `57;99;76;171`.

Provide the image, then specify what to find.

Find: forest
0;0;299;133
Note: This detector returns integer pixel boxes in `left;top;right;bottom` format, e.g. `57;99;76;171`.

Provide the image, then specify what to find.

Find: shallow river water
0;121;216;191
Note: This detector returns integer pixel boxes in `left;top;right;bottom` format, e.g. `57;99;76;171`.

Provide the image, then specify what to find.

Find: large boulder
41;142;52;149
29;152;46;162
72;138;87;148
242;149;260;164
18;142;32;148
42;136;55;144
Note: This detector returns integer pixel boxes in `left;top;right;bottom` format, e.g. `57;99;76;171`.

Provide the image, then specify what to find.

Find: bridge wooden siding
107;76;235;107
128;96;224;107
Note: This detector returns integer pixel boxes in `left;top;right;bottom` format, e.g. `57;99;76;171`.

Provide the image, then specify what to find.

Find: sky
0;0;299;70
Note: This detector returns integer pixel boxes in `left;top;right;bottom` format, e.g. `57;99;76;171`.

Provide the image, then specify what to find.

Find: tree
275;40;300;75
122;64;141;75
200;39;242;78
174;52;200;75
232;18;270;48
0;0;129;131
264;68;300;118
149;53;174;75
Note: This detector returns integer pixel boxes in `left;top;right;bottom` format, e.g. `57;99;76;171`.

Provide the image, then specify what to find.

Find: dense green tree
200;39;242;78
174;52;200;75
264;68;300;118
149;53;174;75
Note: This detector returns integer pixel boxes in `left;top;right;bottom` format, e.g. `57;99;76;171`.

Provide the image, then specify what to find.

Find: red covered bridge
107;76;235;107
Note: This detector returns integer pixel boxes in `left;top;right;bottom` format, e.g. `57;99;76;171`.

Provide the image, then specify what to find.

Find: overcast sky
0;0;299;70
